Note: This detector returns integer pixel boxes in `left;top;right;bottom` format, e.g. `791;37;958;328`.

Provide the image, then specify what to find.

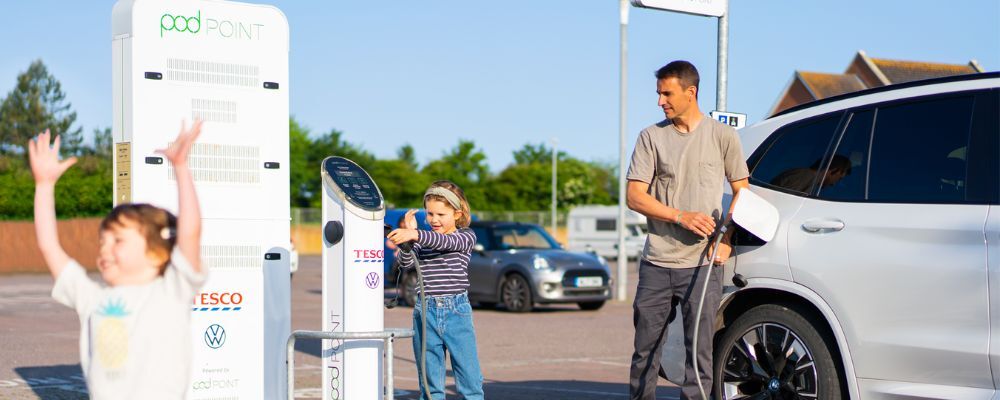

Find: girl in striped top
388;180;484;400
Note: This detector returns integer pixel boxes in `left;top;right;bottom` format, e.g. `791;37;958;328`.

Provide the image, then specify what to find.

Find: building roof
798;71;868;99
869;57;981;84
768;51;988;117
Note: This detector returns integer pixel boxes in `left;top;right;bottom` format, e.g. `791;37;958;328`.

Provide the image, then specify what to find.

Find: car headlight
532;255;551;270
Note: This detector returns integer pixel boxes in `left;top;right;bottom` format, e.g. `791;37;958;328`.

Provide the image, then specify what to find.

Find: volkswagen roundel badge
365;272;380;289
204;324;226;349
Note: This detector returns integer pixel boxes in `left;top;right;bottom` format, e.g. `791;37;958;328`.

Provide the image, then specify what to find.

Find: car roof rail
769;71;1000;119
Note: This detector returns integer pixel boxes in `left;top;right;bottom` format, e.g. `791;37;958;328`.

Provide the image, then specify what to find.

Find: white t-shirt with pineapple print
52;249;207;400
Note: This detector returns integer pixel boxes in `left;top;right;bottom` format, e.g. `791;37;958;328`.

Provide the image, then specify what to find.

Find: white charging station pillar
321;157;386;400
112;1;290;398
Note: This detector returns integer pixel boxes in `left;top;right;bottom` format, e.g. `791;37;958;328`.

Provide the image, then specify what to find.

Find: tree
0;60;82;155
422;140;490;208
288;117;315;208
512;143;564;165
85;127;113;158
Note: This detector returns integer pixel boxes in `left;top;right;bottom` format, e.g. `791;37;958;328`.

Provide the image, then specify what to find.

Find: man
626;60;749;400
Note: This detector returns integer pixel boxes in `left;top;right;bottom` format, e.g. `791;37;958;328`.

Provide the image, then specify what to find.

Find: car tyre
714;303;842;399
577;301;605;311
501;274;533;313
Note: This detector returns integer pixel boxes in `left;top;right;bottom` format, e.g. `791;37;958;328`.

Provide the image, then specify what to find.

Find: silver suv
715;72;999;399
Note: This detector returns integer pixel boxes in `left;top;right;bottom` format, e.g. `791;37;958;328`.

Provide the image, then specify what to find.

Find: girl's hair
100;203;177;273
424;180;472;228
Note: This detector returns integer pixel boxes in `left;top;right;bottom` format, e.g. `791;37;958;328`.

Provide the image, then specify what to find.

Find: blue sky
4;1;998;171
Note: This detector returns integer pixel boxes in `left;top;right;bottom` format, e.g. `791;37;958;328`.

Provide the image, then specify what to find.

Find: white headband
424;187;463;210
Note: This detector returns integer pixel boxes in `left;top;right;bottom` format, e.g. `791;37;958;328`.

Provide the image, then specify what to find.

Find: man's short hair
655;61;700;97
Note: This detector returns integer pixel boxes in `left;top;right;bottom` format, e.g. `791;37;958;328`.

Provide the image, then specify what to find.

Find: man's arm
28;131;77;279
158;120;203;273
627;180;715;238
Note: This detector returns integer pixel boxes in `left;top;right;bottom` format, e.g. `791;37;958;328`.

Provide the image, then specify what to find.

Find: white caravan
566;205;647;258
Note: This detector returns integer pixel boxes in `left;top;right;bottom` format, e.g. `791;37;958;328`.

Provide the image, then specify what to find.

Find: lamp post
616;0;629;302
551;137;558;237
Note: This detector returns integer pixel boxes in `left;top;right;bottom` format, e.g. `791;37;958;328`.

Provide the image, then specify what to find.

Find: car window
817;110;874;201
966;89;1000;204
750;113;843;195
492;225;559;250
868;94;975;203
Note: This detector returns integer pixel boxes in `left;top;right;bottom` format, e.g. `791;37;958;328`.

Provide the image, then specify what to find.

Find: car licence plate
575;277;602;288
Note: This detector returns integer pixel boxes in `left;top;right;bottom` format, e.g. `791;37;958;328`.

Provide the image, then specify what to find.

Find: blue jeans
412;292;484;400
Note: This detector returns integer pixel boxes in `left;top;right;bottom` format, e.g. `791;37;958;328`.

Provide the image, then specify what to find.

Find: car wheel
501;274;533;313
400;272;419;307
577;301;605;311
714;304;842;399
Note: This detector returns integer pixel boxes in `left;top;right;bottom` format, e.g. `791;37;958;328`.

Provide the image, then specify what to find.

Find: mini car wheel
501;274;533;313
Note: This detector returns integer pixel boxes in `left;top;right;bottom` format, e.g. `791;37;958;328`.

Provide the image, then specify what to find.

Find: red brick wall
0;218;101;274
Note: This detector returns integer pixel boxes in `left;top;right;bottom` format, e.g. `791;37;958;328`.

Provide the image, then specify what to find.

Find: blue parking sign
719;115;728;124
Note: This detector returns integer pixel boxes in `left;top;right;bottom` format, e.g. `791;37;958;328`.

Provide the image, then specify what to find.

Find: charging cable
692;224;728;400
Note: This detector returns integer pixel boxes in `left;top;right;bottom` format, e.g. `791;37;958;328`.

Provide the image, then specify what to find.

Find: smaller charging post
321;156;386;400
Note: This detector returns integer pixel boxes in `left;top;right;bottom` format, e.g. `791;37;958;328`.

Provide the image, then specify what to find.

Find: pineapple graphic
95;298;130;370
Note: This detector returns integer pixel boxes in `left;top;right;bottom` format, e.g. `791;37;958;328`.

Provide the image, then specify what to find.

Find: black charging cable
384;224;431;400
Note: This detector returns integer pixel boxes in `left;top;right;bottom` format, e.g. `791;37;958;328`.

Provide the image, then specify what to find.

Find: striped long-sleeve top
397;228;477;297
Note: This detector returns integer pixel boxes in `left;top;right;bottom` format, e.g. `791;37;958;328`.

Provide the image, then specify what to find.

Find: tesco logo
194;292;244;306
353;249;384;259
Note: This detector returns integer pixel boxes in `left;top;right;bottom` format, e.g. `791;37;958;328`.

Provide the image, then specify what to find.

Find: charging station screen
324;157;381;211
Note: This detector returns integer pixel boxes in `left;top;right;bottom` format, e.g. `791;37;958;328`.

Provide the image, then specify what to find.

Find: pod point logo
365;272;380;289
161;11;201;37
159;10;264;40
204;324;227;349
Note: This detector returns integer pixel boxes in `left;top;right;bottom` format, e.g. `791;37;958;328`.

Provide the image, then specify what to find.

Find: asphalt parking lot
0;256;683;399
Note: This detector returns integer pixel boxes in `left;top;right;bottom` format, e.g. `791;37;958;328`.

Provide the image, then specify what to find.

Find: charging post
111;0;291;398
321;156;387;400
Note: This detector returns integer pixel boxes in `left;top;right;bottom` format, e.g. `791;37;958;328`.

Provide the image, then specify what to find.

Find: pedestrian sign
710;111;747;129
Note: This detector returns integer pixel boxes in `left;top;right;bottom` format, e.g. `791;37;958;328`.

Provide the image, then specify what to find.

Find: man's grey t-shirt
627;116;749;268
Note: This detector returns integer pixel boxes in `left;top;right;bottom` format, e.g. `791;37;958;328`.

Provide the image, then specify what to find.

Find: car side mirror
473;243;486;255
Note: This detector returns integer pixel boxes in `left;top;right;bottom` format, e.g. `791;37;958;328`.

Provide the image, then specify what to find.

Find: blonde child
387;180;484;400
29;121;206;399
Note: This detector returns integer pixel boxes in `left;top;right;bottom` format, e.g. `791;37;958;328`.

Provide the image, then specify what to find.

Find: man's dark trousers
629;259;723;400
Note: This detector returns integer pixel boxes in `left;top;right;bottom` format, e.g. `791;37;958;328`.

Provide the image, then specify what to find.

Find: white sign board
630;0;727;17
710;110;747;129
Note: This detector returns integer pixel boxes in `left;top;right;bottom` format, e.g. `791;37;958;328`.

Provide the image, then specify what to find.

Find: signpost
710;110;747;129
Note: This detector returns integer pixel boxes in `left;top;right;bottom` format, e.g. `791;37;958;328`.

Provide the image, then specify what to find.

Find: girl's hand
28;130;77;186
387;228;419;246
157;119;203;167
400;209;418;229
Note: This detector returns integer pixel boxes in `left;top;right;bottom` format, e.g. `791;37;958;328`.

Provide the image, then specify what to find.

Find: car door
785;91;995;397
468;226;501;300
975;89;1000;395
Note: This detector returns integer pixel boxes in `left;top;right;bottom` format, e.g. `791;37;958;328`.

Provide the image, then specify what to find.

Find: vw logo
365;272;380;289
204;324;226;349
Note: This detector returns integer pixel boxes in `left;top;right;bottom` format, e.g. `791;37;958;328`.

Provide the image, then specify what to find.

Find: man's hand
708;239;733;265
677;210;716;238
28;130;77;186
387;228;419;246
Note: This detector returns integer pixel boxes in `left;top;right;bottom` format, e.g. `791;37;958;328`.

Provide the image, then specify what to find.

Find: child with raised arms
29;121;207;399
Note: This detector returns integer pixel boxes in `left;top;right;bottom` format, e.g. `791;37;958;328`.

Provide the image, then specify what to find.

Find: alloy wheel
719;322;819;399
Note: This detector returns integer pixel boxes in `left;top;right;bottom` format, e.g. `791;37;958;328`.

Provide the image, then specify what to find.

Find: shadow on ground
12;364;88;399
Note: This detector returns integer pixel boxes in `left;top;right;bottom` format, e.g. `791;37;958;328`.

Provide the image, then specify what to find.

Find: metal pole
616;0;629;302
551;137;558;236
386;337;394;400
716;2;729;112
